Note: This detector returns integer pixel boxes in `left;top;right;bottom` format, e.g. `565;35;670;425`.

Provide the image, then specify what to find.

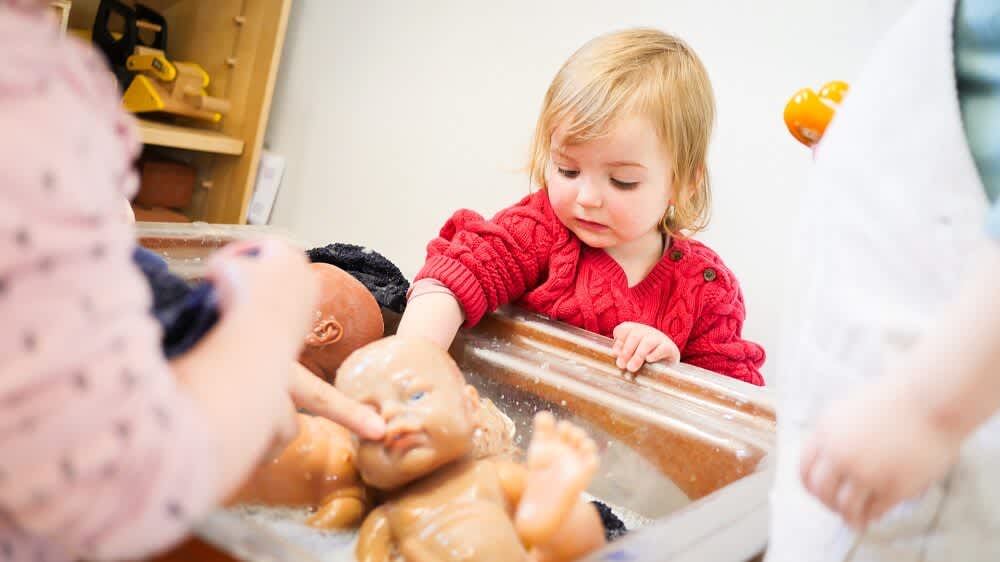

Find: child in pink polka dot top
0;3;382;560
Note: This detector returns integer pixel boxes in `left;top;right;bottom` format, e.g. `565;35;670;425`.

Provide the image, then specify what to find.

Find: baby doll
230;413;371;529
299;262;385;383
336;335;607;562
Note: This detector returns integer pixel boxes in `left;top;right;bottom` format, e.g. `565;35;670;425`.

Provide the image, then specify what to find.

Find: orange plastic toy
783;80;849;147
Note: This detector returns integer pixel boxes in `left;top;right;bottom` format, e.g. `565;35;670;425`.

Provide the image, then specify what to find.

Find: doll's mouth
385;429;427;451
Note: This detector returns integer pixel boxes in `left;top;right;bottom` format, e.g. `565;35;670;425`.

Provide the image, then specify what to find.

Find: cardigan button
669;250;683;262
703;268;717;282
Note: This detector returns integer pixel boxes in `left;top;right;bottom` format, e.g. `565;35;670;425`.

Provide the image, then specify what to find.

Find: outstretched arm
400;192;565;350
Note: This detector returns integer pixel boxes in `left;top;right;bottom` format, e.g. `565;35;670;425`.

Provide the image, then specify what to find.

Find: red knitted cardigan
414;191;765;385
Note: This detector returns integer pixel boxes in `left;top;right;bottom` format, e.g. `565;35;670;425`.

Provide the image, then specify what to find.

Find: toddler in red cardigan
397;28;765;385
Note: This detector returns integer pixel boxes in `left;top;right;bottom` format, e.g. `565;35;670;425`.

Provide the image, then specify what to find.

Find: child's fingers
260;395;301;463
616;330;644;369
626;336;659;372
289;363;386;440
209;239;314;315
206;240;271;308
612;325;631;355
806;456;843;512
799;435;821;488
836;479;871;530
278;394;300;445
211;238;263;259
646;338;680;364
864;494;895;526
612;323;632;341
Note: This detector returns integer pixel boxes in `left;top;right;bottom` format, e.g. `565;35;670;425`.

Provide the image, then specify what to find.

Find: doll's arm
356;506;394;562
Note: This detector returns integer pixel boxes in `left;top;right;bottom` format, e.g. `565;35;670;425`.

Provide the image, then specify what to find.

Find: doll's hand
801;378;960;529
612;322;680;372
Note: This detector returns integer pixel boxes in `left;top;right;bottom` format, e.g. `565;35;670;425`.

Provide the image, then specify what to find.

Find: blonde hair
528;28;715;236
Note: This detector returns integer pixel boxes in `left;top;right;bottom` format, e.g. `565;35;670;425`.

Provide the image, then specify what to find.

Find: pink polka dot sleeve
0;6;219;560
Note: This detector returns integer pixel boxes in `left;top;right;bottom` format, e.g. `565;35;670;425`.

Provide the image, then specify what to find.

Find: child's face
335;336;478;490
546;114;673;251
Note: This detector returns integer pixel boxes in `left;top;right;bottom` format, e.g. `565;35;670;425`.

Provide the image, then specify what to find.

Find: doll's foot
515;412;599;545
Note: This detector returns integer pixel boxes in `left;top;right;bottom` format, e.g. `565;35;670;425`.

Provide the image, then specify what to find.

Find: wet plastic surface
136;222;775;562
135;221;304;279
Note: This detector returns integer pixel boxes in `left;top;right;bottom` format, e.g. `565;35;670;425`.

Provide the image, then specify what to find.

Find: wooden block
136;158;197;209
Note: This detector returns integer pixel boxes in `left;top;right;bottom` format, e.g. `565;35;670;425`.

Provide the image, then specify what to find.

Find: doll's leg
515;412;600;549
527;498;605;562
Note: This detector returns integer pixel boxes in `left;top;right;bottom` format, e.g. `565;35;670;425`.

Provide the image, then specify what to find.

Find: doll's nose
380;399;403;421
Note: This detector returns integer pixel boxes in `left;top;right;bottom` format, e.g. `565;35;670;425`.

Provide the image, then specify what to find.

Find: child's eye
409;391;427;402
557;168;579;179
611;178;639;190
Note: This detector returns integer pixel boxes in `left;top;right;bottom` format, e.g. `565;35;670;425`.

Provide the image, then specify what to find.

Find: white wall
264;0;912;380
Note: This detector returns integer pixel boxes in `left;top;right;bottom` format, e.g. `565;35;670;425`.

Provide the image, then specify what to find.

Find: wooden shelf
71;0;292;223
140;0;185;11
137;119;244;155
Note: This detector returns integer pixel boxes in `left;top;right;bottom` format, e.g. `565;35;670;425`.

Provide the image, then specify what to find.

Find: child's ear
305;317;344;347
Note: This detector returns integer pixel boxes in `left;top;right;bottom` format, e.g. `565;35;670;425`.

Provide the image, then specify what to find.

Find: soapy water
230;361;666;559
463;365;692;519
231;505;357;562
231;496;652;561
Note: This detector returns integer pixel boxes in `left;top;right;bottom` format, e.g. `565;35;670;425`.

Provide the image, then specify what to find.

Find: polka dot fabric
0;5;218;560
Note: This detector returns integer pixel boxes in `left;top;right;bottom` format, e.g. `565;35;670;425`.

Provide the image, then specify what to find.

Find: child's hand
800;378;960;529
208;238;318;348
290;363;386;440
174;239;318;499
612;322;680;372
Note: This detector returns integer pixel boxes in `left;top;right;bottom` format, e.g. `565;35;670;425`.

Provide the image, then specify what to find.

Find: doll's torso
382;459;526;562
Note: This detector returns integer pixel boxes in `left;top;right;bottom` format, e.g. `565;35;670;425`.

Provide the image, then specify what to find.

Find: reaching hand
800;378;960;529
612;322;680;373
208;239;317;345
290;363;385;440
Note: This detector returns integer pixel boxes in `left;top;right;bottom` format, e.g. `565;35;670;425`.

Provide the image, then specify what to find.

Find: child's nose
576;180;602;208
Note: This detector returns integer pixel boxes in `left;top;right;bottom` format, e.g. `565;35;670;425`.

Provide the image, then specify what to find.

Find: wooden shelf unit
137;119;245;155
69;0;293;224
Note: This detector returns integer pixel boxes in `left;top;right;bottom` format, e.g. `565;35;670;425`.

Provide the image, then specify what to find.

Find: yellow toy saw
90;0;230;123
123;46;231;123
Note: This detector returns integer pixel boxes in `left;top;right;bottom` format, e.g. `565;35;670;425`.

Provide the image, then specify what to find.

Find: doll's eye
409;391;426;402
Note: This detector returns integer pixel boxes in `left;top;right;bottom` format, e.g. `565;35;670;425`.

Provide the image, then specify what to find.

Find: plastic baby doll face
546;114;673;254
298;263;384;383
335;336;480;491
